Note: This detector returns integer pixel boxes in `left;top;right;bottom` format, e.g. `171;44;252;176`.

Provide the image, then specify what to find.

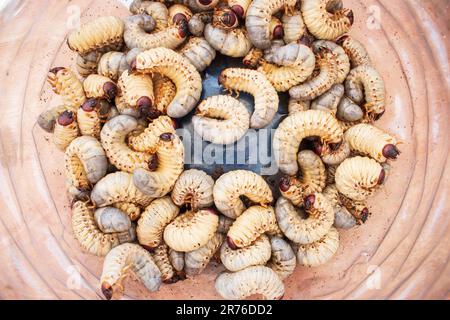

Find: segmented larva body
281;9;305;44
117;70;154;116
53;111;79;151
289;50;338;101
227;205;278;249
215;266;284;300
245;0;296;49
135;47;202;118
100;243;162;300
301;0;353;40
228;0;252;18
188;11;213;36
267;236;296;279
337;35;372;67
310;84;344;114
242;47;263;68
128;115;176;152
130;1;169;31
133;133;184;197
98;49;142;81
221;234;271;272
67;16;124;55
64;136;108;199
296;227;339;267
276;193;334;244
219;68;278;129
288;98;310;115
204;24;252;58
164;209;219;252
321;140;351;165
151;74;176;114
345;124;399;163
185;0;220;13
76;51;102;77
279;150;326;206
137;196;180;249
83;74;118;101
113;202;142;221
312;40;350;83
185;232;224;276
151;243;177;283
94;206;132;234
77;99;101;138
101;115;154;173
335;156;384;201
91;171;154;208
177;36;216;72
124;14;187;51
326;164;337;185
273;110;343;175
72;201;132;257
345;65;386;119
192;95;250;145
336;96;364;122
47;67;86;109
322;184;357;229
171;169;215;210
213;170;273;219
257;43;316;92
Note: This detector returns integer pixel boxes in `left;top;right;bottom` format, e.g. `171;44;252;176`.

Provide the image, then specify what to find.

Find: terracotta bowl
0;0;448;299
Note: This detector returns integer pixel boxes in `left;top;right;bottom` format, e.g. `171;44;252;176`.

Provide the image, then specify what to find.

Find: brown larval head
81;98;98;112
382;144;400;160
101;282;113;300
103;82;118;100
57;111;75;126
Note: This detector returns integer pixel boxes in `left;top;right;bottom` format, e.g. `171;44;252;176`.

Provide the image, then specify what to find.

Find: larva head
101;282;113;300
97;100;112;118
177;19;189;38
373;109;385;121
129;58;137;72
160;132;175;142
378;168;386;185
299;33;315;47
336;34;350;46
148;154;158;171
213;8;239;30
226;236;239;250
81;98;98;112
57;111;75;126
169;4;193;25
382;144;400;160
141;244;156;253
269;18;284;40
49;67;65;75
279;176;292;192
103;82;118;101
304;194;316;210
230;5;245;19
217;70;227;86
360;207;369;223
137;96;160;119
198;0;213;6
346;10;354;26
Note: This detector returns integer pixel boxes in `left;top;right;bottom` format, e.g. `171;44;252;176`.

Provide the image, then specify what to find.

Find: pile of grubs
37;0;400;300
